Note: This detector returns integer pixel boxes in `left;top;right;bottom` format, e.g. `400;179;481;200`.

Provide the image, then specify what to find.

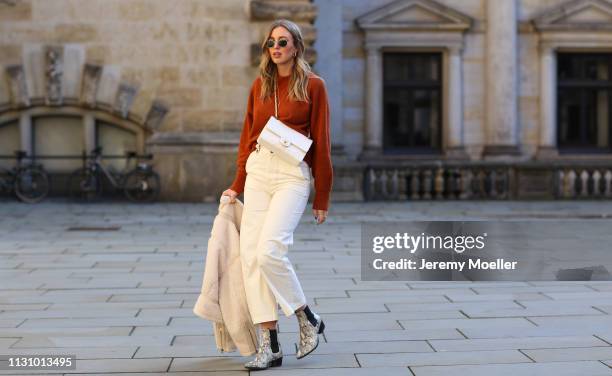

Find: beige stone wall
0;0;273;201
1;0;257;134
1;0;322;202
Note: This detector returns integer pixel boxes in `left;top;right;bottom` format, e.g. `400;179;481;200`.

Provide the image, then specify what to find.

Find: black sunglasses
266;38;288;48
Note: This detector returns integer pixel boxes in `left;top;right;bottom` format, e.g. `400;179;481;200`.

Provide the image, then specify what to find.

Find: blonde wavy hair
258;19;312;103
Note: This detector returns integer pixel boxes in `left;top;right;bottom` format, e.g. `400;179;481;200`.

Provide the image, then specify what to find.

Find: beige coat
193;196;257;356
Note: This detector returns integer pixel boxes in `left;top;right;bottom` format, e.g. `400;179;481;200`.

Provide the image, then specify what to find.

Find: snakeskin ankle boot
295;308;325;359
244;326;283;370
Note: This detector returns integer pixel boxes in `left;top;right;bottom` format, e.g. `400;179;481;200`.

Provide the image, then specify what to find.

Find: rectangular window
383;52;442;154
557;53;612;153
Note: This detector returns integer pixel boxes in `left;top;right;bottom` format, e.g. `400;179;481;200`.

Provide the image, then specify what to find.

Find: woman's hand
313;209;328;225
221;188;238;203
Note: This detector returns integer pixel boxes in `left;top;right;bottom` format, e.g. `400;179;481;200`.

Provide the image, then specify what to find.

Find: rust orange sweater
229;72;333;211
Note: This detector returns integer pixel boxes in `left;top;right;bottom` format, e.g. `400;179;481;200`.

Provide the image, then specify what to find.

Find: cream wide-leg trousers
240;142;311;324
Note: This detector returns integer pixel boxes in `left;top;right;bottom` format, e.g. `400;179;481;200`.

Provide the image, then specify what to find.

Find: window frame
556;52;612;154
382;51;443;155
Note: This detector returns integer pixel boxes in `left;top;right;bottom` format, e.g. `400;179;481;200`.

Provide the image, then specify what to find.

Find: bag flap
265;117;313;152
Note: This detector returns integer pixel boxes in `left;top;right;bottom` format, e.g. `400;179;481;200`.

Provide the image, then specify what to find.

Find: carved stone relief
114;83;138;119
144;100;169;131
45;46;63;105
80;63;102;107
5;65;30;107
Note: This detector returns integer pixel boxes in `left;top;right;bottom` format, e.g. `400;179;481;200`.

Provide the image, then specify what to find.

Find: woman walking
221;19;333;370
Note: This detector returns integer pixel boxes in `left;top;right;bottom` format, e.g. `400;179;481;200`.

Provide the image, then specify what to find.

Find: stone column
483;0;520;158
19;113;32;160
83;113;96;155
445;46;468;159
314;0;345;157
362;45;383;157
537;45;559;158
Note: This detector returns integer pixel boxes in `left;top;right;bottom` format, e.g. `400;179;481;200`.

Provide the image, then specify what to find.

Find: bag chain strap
274;80;278;118
275;78;311;139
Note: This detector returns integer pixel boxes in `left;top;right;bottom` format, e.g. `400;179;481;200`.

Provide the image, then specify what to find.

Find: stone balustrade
362;161;612;201
557;167;612;199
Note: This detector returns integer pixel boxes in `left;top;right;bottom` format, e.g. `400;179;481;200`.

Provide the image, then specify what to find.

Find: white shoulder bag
257;80;312;166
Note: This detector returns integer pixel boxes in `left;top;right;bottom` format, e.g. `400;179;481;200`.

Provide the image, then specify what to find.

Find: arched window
0;109;146;176
1;45;169;195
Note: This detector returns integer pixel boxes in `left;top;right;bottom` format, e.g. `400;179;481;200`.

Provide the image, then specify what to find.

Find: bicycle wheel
68;167;102;201
123;169;160;202
14;167;50;203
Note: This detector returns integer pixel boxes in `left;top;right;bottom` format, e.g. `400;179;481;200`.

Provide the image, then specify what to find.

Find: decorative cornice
532;0;612;31
355;0;473;32
363;31;466;51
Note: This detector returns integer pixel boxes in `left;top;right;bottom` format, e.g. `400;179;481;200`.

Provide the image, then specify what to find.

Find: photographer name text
372;258;518;271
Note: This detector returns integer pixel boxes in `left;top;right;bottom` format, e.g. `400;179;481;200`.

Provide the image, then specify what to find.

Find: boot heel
270;357;283;367
318;320;325;334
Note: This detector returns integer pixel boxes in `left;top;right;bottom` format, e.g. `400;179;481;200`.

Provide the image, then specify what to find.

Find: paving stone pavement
1;199;612;375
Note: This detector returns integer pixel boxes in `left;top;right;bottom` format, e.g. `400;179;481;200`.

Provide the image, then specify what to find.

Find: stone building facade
1;0;612;203
323;0;612;202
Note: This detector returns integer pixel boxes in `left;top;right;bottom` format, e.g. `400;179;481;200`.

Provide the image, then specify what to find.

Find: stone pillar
445;46;469;159
482;0;520;158
83;113;96;155
314;0;345;157
19;113;32;159
361;46;383;157
537;45;559;158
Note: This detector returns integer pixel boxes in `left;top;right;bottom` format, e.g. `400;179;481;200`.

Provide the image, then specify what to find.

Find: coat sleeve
309;77;333;211
229;79;257;194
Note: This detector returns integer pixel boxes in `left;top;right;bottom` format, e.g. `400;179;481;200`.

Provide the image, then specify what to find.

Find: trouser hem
251;313;280;325
280;299;308;318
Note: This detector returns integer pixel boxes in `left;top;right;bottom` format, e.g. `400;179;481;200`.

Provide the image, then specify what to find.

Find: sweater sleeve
229;80;256;195
309;77;333;211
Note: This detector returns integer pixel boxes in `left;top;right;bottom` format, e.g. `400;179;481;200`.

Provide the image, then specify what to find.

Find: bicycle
0;150;50;203
67;146;161;202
